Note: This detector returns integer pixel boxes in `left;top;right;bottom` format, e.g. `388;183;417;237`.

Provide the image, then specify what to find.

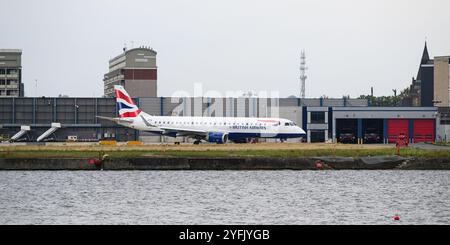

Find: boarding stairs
37;123;61;142
10;126;31;142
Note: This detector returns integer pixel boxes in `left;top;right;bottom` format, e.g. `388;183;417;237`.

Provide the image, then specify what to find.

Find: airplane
97;85;306;144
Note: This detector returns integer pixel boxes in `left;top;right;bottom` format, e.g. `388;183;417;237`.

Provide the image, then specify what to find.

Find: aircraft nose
297;127;306;135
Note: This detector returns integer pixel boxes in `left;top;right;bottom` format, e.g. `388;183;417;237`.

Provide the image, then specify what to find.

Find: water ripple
0;170;449;225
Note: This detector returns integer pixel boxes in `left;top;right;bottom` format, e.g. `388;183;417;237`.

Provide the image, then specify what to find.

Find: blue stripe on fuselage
228;132;305;140
143;131;305;140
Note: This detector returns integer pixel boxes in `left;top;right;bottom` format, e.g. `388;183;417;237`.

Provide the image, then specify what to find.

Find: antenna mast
300;50;308;99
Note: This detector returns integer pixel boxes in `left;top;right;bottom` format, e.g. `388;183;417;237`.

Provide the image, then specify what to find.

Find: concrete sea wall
0;156;449;170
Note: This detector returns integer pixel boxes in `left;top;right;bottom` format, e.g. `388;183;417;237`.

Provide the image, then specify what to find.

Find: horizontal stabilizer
96;116;133;124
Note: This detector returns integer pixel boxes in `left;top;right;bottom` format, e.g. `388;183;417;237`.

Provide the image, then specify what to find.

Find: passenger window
285;123;290;126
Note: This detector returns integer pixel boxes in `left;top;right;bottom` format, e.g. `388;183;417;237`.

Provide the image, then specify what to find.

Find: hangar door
413;119;435;143
336;119;357;144
363;119;383;144
387;119;408;143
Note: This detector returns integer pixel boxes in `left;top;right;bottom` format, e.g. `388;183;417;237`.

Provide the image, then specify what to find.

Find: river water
0;171;449;225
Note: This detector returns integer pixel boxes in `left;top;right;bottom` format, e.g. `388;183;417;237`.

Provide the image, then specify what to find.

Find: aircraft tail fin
114;85;142;118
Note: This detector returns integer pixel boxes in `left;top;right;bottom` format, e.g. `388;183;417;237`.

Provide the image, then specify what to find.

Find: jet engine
206;132;228;144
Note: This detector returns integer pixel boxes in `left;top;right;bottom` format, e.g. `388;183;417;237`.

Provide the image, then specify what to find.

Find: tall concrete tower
104;46;157;98
299;50;307;99
0;49;23;97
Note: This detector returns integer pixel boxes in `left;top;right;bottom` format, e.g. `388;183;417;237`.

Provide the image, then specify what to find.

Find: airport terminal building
0;96;445;143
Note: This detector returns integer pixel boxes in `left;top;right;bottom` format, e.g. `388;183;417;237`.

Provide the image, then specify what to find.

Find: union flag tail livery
115;85;141;118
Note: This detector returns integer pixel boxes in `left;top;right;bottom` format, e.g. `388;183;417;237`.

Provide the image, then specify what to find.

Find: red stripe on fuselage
115;90;136;105
257;120;279;123
120;109;141;118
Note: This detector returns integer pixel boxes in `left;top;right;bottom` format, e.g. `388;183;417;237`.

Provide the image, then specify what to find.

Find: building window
311;111;325;124
7;69;17;75
310;130;326;143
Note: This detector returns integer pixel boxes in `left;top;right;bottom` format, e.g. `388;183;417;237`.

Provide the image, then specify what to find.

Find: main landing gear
193;140;201;145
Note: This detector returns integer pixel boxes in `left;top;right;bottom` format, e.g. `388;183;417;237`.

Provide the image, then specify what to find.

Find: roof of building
0;49;22;53
420;42;433;65
109;47;157;63
417;42;434;80
434;56;450;63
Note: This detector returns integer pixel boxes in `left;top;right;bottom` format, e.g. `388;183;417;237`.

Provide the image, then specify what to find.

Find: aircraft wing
159;126;209;137
96;116;133;124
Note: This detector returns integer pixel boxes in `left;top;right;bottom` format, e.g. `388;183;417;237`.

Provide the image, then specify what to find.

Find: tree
359;87;411;106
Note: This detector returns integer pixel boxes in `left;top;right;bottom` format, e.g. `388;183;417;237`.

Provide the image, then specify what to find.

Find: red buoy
393;215;400;221
88;159;103;167
315;161;324;170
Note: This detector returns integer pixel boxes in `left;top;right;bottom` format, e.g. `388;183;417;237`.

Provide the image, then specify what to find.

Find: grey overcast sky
1;0;450;98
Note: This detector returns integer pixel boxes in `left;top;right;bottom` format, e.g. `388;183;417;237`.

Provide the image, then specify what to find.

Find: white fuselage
120;112;306;140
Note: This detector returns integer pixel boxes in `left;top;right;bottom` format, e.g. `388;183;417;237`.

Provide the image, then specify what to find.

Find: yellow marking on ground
99;140;118;146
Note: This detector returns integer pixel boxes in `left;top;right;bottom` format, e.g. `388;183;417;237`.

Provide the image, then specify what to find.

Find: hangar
332;107;438;144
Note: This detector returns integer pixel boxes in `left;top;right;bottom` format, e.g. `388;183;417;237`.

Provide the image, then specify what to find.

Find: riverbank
1;143;450;159
1;143;449;170
1;156;449;170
